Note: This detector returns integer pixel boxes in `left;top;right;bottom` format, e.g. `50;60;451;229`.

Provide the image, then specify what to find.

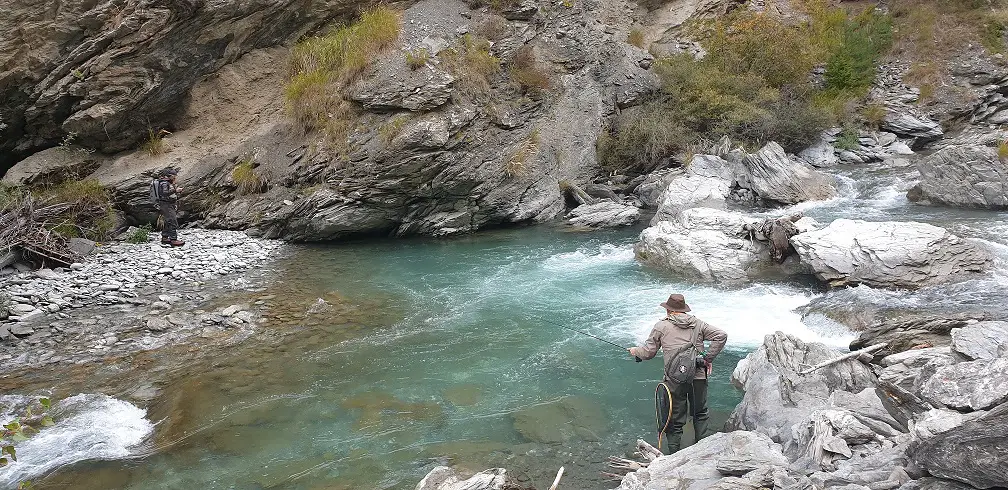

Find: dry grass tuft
862;103;888;129
405;48;429;70
143;129;170;156
627;29;645;48
232;157;266;195
440;34;501;97
509;45;550;93
285;6;402;145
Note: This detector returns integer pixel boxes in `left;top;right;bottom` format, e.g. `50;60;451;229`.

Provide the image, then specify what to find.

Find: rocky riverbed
0;229;285;369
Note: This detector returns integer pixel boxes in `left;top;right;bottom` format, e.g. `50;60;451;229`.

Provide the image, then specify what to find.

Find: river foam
0;394;153;487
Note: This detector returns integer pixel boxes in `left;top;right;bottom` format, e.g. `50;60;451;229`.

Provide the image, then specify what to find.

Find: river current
2;161;1007;489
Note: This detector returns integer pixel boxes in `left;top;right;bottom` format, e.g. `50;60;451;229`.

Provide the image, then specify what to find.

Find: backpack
149;178;162;204
664;324;702;384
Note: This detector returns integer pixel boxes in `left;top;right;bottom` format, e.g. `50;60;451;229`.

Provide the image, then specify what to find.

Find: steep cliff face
4;0;669;240
0;0;362;172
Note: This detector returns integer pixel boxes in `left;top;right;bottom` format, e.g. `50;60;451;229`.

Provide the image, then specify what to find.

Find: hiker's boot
161;237;172;245
169;239;185;247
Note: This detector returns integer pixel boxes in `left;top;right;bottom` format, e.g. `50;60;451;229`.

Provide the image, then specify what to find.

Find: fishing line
526;315;641;362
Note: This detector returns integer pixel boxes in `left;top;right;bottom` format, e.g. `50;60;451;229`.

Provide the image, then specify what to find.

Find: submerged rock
790;219;992;289
913;145;1008;209
415;467;507;490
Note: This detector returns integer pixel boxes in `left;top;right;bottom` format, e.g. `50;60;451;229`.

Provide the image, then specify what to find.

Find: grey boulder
616;431;788;490
914;145;1008;209
651;155;738;221
734;142;837;206
951;321;1008;360
790;219;992;289
567;202;640;228
920;357;1008;411
909;401;1008;489
882;105;944;140
414;466;507;490
635;208;765;285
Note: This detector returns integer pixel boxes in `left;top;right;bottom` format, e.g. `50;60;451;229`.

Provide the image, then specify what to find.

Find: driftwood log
797;343;887;375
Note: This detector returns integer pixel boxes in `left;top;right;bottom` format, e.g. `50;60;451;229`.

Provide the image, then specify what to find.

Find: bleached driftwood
798;343;887;375
548;467;564;490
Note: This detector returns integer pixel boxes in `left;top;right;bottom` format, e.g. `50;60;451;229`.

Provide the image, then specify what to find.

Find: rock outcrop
732;142;837;205
951;321;1008;360
881;104;944;141
789;219;992;289
910;402;1008;490
651;155;737;221
920;358;1008;411
912;145;1008;209
615;431;790;490
0;0;356;169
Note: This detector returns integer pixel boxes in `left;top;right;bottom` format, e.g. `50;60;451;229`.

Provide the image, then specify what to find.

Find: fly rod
529;315;642;362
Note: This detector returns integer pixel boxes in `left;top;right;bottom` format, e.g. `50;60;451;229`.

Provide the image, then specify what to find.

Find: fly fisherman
150;167;185;247
628;294;727;454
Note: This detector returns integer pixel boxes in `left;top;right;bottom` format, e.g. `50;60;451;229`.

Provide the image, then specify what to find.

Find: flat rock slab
790;219;991;289
921;357;1008;411
916;145;1008;209
567;201;640;228
951;321;1008;360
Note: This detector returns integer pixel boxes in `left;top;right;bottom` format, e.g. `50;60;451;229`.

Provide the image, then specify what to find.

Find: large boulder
727;332;878;456
651;155;738;221
913;145;1008;209
951;321;1008;360
733;142;837;206
567;201;640;228
920;358;1008;411
881;105;944;140
635;208;766;285
878;347;959;393
790;219;992;289
909;402;1008;489
616;431;789;490
415;467;507;490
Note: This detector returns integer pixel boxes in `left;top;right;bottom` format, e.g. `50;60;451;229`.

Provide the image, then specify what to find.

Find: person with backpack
628;293;727;454
150;167;185;247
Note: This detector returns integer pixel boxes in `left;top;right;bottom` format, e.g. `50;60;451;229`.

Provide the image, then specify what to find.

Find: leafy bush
126;224;152;244
627;29;645;48
834;125;861;151
440;34;501;97
2;397;57;489
405;48;429;70
286;6;401;138
822;10;892;94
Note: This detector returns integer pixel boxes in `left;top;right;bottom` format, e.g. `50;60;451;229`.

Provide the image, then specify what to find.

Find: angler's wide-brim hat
660;294;690;312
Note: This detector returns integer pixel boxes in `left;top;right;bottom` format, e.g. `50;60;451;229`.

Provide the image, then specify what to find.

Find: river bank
0;229;285;370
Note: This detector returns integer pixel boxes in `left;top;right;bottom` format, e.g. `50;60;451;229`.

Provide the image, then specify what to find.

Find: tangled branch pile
1;182;117;267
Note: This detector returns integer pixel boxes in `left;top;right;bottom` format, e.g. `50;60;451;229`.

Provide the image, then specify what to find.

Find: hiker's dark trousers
661;378;709;455
159;202;178;240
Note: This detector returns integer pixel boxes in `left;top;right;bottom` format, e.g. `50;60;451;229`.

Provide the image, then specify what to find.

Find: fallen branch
798;343;887;375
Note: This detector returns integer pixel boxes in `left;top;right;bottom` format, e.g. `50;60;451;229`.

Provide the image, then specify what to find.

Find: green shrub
126;224;152;244
286;6;401;137
823;11;892;94
834;125;861;151
405;48;429;70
